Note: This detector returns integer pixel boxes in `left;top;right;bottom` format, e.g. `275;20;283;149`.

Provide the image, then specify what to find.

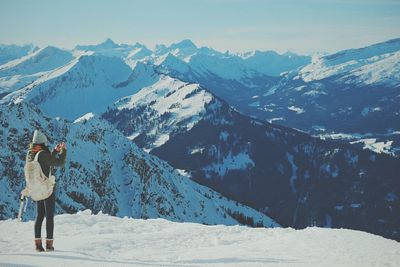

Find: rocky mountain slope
244;38;400;134
153;39;400;156
0;101;278;228
101;69;400;241
0;46;76;99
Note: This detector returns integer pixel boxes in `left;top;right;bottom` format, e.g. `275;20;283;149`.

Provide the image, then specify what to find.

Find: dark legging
34;193;55;239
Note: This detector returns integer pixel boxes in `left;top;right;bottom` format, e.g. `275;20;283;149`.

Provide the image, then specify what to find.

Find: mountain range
0;38;399;241
0;101;278;228
151;38;400;156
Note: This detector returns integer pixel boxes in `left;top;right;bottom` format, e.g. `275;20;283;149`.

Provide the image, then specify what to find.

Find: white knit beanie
32;130;48;145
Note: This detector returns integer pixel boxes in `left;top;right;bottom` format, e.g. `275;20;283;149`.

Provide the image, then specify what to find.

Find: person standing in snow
26;130;67;252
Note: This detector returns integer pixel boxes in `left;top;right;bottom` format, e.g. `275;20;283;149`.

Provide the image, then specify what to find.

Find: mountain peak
155;44;168;54
132;42;147;49
165;40;199;60
154;53;190;73
41;45;66;53
75;38;119;51
99;38;118;48
170;39;197;49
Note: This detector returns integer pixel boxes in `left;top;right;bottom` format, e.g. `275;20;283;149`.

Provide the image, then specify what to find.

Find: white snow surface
3;54;153;120
0;46;73;76
288;106;305;114
299;39;400;85
73;112;95;123
1;211;399;267
118;76;208;119
350;138;393;154
0;46;76;96
114;75;213;149
318;132;399;155
341;51;400;86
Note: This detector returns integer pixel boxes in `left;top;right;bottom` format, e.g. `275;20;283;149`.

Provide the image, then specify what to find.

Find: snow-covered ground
1;211;399;267
318;131;400;155
298;38;400;86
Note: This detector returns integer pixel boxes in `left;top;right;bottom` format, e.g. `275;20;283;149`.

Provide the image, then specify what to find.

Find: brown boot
35;239;44;252
46;239;54;251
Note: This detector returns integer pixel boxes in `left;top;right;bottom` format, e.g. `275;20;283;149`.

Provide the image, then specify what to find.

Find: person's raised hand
55;142;66;152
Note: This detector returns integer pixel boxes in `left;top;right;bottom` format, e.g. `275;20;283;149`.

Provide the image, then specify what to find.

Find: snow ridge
299;38;400;85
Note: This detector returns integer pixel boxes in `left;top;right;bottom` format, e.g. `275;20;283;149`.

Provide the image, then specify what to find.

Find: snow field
0;211;399;267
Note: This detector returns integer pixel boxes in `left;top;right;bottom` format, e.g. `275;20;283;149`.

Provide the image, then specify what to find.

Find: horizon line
1;36;399;57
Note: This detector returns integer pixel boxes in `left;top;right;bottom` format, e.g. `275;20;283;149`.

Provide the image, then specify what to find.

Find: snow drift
0;211;399;267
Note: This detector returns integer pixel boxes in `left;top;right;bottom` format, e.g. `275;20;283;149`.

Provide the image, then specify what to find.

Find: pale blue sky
0;0;399;54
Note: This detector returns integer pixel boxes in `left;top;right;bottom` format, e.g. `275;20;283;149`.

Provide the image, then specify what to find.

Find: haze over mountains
0;38;399;241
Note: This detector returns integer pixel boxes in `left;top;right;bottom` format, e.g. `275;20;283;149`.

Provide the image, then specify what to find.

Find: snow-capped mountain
154;39;310;77
101;70;400;241
125;44;153;68
0;46;74;76
152;41;308;84
0;43;38;65
253;39;400;154
103;75;213;150
156;38;400;155
239;50;311;76
75;38;121;51
3;54;158;120
0;38;310;111
74;38;142;58
1;212;399;267
75;39;155;70
0;46;75;99
299;38;400;84
0;101;278;227
165;39;200;60
79;38;308;82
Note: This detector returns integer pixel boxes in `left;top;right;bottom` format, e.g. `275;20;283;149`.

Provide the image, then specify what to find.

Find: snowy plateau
0;211;399;267
0;38;400;266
